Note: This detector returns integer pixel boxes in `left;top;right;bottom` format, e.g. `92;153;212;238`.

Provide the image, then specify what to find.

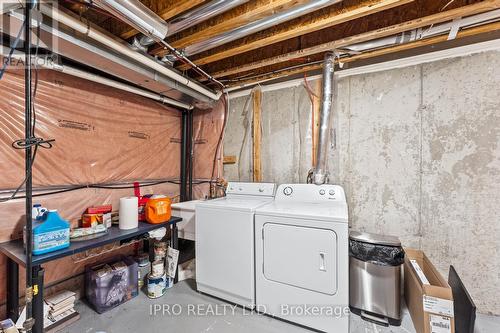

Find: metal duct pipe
168;0;249;36
183;0;343;56
91;0;169;40
343;9;500;53
2;48;193;109
1;2;22;15
137;0;250;47
39;4;222;101
311;52;335;185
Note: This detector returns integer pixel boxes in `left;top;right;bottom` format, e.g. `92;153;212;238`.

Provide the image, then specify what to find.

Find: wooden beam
152;0;311;53
311;79;321;168
209;0;500;80
177;0;413;69
227;20;500;88
116;0;206;40
252;88;263;182
223;155;237;164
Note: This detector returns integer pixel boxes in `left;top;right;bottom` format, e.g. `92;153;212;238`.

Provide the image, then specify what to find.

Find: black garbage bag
349;239;405;266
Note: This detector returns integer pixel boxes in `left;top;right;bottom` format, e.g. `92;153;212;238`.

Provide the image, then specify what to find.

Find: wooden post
252;88;262;182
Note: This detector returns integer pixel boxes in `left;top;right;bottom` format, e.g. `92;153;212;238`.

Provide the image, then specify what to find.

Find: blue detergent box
32;210;70;255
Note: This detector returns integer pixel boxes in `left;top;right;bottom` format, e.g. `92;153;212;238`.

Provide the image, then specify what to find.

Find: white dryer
196;182;276;308
255;184;349;333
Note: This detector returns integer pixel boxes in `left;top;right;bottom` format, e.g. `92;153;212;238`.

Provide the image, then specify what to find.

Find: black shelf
0;217;182;267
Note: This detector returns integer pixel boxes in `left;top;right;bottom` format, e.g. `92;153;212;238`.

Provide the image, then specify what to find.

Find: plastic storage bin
349;231;405;326
86;256;138;313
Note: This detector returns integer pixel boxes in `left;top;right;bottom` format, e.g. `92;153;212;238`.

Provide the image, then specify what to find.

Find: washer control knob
319;189;325;195
283;186;293;196
259;188;264;193
329;189;335;196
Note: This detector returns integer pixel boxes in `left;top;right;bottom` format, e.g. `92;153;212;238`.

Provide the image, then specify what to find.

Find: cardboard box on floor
404;248;455;333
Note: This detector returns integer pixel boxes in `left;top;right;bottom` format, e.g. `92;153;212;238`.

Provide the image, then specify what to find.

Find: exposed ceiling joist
209;0;500;80
176;0;414;70
227;20;500;88
162;0;312;51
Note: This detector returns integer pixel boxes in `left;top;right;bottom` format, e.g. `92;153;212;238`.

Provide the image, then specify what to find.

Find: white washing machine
255;184;349;333
195;182;276;308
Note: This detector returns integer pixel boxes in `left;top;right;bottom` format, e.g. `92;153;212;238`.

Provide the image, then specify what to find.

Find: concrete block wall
225;50;500;315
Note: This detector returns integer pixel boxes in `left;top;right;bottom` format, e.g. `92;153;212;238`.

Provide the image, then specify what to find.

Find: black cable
0;180;212;201
1;15;55;203
0;16;25;80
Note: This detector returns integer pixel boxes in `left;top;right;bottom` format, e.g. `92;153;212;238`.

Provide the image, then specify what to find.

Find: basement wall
225;50;500;315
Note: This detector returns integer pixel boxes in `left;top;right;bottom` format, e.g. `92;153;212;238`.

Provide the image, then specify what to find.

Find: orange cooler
145;197;172;224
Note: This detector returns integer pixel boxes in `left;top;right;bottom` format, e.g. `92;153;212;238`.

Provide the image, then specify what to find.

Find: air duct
343;9;500;53
127;0;250;48
2;47;193;109
90;0;169;40
168;0;249;36
183;0;343;56
310;52;335;185
38;3;222;101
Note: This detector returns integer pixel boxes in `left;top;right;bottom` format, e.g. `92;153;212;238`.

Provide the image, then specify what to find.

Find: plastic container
32;210;70;255
145;196;171;224
86;256;138;313
147;272;172;298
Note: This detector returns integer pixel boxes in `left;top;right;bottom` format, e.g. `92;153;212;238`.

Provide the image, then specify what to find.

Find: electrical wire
0;179;212;201
157;40;226;90
209;94;229;196
1;11;55;203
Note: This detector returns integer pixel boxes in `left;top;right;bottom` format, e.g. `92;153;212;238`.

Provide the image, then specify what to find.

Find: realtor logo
1;1;60;73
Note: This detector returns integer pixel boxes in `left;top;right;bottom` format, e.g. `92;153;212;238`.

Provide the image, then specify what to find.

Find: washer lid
256;201;348;223
196;196;273;212
171;199;203;212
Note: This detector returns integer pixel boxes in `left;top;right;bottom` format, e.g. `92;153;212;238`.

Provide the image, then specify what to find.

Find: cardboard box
404;248;455;333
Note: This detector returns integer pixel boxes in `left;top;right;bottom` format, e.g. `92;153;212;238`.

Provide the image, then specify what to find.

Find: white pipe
227;38;500;96
226;9;500;92
344;9;500;52
38;4;222;101
61;65;194;109
3;48;193;109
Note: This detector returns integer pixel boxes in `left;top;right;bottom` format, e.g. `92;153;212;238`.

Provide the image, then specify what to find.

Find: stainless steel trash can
349;231;405;326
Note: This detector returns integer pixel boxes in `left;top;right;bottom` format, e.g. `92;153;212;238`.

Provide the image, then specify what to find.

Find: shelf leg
6;257;19;322
32;266;44;333
171;222;179;284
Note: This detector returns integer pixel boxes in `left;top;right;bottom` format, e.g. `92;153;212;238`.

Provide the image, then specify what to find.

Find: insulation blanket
0;68;224;317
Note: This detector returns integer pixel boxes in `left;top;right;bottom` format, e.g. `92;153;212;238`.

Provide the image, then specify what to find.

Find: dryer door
262;223;338;295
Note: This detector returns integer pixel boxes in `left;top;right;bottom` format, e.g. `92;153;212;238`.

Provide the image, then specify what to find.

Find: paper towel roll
119;196;139;230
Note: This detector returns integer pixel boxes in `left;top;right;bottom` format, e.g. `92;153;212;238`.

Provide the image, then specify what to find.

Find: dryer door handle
319;252;327;272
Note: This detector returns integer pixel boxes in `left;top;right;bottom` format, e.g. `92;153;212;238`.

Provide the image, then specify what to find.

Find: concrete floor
63;279;500;333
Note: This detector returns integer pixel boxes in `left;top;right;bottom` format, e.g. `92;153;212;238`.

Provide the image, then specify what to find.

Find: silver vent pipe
90;0;169;40
168;0;249;36
310;52;335;185
342;9;500;53
39;4;221;100
183;0;343;56
134;0;249;47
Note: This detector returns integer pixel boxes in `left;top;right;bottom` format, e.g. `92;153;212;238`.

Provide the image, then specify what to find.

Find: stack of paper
44;291;79;332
